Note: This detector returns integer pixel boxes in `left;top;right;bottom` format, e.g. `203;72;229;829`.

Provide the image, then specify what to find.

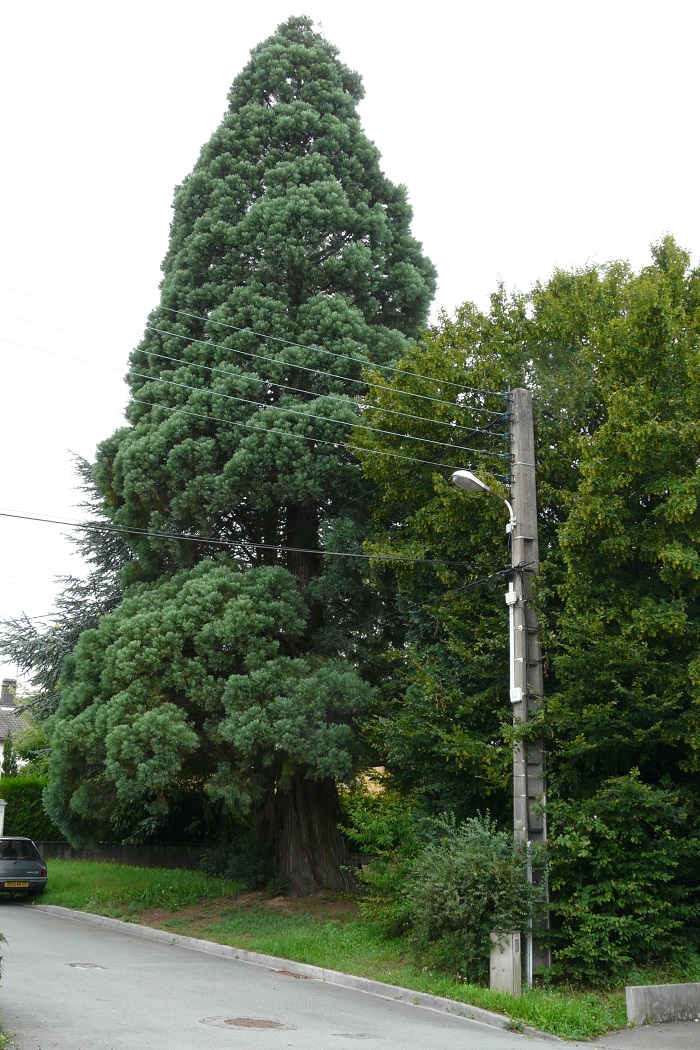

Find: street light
451;470;521;706
451;470;516;535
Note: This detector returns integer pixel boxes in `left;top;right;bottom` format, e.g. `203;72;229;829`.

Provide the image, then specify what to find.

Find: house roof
0;706;24;741
0;680;25;741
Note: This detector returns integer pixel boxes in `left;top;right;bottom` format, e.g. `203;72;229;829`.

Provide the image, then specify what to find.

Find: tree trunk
285;502;319;589
285;501;323;634
273;773;356;896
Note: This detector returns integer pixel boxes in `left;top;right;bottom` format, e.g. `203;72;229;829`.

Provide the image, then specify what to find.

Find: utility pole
508;388;550;978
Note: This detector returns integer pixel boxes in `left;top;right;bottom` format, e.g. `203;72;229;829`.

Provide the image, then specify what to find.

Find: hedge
0;778;63;840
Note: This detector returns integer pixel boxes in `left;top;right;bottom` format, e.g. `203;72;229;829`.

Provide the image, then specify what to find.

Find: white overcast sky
1;0;698;684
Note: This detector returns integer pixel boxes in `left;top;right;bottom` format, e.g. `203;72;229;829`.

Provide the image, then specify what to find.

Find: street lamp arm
450;470;515;534
502;497;516;535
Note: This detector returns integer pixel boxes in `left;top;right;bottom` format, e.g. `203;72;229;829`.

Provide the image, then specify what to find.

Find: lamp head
451;470;491;495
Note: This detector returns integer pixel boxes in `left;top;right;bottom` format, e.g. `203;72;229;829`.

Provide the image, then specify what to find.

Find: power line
0;509;480;570
137;341;508;439
131;396;510;474
0;284;509;416
146;319;505;417
128;367;506;459
1;327;510;456
158;304;509;398
0;306;505;438
0;332;510;473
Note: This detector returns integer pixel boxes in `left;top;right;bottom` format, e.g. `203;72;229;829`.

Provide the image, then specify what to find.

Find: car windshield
0;840;41;861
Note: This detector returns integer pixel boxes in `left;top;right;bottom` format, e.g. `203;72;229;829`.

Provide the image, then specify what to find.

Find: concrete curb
30;904;563;1042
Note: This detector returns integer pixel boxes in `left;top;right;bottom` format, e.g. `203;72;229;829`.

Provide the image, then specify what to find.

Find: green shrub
0;778;63;840
341;783;423;936
347;795;544;983
402;815;544;982
12;721;50;778
1;737;19;778
549;773;700;985
341;782;421;856
199;838;275;889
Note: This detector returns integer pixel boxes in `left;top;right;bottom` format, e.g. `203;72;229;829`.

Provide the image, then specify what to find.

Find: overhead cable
0;510;480;569
157;304;510;398
146;320;505;418
0;284;509;415
0;309;507;436
129;367;507;459
0;333;509;470
130;396;510;474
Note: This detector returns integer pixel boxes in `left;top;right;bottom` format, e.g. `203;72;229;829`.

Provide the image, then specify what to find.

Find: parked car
0;837;48;896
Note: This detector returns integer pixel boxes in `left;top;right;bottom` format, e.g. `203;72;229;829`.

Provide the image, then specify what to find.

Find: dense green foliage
548;774;700;983
1;737;18;778
45;561;373;847
343;798;544;984
0;778;63;840
10;720;50;779
43;17;435;893
404;816;542;982
354;237;700;979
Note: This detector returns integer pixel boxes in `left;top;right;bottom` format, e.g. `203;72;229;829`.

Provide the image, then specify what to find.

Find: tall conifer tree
46;17;435;892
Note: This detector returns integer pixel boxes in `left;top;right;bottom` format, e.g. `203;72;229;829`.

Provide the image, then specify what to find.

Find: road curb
30;904;563;1041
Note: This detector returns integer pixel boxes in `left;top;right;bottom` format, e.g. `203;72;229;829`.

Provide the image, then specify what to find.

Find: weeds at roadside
37;860;242;918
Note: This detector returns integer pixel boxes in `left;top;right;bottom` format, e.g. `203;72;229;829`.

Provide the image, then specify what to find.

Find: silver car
0;837;48;896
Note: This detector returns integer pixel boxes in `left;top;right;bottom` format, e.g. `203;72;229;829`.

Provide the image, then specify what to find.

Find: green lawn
26;859;699;1041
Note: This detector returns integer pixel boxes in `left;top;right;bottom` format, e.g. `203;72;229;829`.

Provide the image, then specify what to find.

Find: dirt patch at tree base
133;888;360;939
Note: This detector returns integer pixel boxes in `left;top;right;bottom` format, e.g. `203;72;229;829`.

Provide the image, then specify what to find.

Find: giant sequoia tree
46;16;435;893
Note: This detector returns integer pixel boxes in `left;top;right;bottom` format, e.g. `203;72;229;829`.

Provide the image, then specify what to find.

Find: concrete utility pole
508;388;549;977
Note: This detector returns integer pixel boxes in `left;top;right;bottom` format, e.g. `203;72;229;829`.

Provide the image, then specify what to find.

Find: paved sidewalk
589;1019;700;1049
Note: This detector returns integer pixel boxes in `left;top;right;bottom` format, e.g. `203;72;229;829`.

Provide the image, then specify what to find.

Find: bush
1;737;19;778
345;790;544;983
341;781;421;856
199;838;276;890
549;773;700;985
402;815;544;982
12;721;50;778
0;778;63;840
341;783;423;936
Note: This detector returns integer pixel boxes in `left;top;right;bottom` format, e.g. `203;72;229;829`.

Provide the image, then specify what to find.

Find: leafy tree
1;735;19;778
47;16;435;893
11;719;50;779
546;239;700;802
352;310;527;820
548;773;700;983
45;561;374;880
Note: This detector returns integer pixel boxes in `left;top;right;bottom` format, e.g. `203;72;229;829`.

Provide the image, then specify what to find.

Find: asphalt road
0;902;563;1050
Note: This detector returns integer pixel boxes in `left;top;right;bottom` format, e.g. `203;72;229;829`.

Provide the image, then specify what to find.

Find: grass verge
29;860;699;1041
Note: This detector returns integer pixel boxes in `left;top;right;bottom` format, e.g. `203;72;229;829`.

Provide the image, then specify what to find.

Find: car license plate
2;882;29;888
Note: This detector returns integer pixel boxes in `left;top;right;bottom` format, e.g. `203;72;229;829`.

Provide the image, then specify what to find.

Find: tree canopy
353;236;700;972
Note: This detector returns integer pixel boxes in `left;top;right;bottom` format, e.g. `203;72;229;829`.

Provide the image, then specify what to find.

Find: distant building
0;679;24;774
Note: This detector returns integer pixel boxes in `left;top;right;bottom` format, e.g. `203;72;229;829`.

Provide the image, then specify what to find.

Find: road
0;902;564;1050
